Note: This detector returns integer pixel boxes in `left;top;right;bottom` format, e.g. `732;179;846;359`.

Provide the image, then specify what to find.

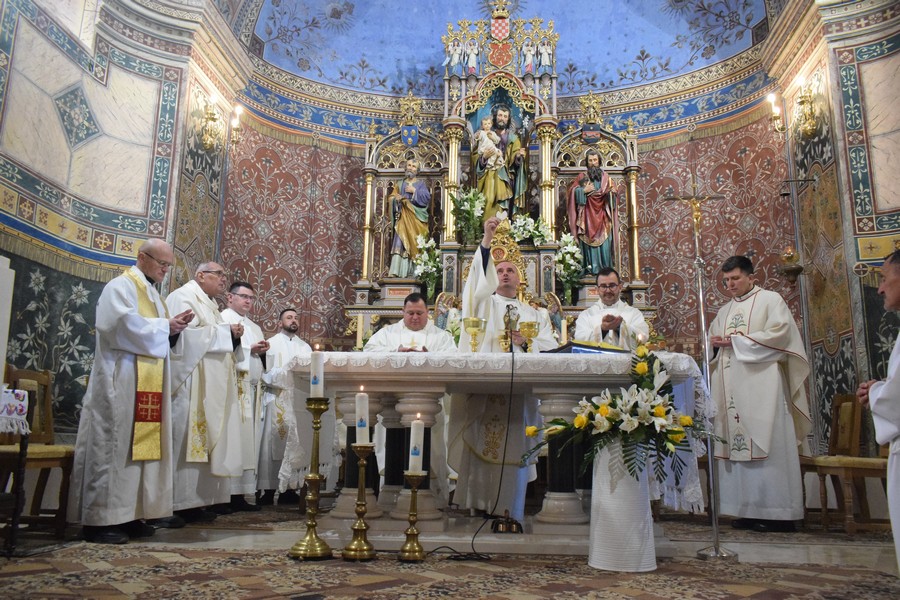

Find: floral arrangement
451;188;486;245
555;232;583;290
509;214;552;245
413;234;441;295
524;346;699;484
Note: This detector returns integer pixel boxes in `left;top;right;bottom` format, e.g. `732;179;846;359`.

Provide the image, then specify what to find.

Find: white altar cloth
289;351;708;512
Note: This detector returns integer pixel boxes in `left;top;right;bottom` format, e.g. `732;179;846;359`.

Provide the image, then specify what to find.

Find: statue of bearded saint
566;149;615;276
474;103;528;223
388;159;431;278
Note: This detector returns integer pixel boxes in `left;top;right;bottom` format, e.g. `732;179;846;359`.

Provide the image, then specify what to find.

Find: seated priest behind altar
573;267;649;350
363;292;458;352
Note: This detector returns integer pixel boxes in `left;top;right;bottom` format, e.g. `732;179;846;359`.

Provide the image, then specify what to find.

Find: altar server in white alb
856;249;900;574
574;267;649;349
70;239;194;544
364;292;457;352
257;308;320;505
220;281;268;512
709;255;811;533
450;216;556;523
166;262;244;523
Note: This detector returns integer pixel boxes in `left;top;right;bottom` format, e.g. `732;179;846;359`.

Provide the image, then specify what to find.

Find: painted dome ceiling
241;0;770;98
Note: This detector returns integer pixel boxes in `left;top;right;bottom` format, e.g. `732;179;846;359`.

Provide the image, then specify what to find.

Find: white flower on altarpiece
450;188;486;245
412;234;441;293
555;232;583;289
509;214;552;245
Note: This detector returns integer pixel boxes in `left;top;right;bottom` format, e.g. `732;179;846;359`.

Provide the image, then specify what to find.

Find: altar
288;350;708;529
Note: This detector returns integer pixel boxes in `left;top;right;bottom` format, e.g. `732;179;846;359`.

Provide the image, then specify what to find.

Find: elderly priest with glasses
165;261;245;524
70;239;194;544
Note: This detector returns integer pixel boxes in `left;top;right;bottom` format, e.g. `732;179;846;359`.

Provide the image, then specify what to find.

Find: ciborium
518;321;538;353
463;317;486;353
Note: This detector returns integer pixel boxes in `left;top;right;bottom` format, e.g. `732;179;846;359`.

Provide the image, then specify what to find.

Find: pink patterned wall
220;125;365;347
636;117;801;355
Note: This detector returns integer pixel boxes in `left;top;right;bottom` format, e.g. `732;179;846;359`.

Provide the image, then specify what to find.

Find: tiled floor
133;512;899;576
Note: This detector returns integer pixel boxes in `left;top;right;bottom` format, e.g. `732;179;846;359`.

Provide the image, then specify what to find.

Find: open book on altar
543;340;631;354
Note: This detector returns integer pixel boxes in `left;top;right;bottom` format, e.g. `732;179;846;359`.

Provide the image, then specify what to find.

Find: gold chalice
463;317;487;353
518;321;538;353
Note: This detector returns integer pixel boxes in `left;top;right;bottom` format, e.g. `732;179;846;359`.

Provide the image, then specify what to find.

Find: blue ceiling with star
247;0;768;98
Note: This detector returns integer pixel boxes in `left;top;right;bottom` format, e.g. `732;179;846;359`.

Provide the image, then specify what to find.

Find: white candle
355;386;370;444
310;346;324;396
408;413;425;473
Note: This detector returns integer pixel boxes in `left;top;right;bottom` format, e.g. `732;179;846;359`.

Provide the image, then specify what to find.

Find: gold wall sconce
230;104;243;147
777;245;804;285
200;93;223;152
767;93;786;134
795;76;817;138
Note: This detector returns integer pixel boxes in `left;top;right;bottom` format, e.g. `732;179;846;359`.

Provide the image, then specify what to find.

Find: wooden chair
0;367;75;539
808;393;889;534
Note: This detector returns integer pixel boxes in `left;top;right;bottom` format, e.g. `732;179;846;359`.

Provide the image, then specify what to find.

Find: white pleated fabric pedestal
588;441;657;572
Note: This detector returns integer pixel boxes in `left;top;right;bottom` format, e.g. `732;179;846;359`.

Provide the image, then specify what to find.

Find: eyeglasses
201;270;227;278
597;283;620;290
140;251;173;269
231;292;255;301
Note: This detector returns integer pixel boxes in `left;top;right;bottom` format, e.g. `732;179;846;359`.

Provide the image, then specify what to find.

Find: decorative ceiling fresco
240;0;769;98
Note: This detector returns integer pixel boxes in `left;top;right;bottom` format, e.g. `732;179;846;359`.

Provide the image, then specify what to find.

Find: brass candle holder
399;471;427;562
289;396;334;560
463;317;486;353
342;442;377;561
518;320;538;353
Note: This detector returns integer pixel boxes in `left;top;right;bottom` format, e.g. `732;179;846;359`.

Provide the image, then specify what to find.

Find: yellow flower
679;415;693;427
634;361;649;376
545;425;565;438
573;414;588;429
525;425;538;438
653;405;667;418
598;404;610;417
669;428;685;443
635;345;649;358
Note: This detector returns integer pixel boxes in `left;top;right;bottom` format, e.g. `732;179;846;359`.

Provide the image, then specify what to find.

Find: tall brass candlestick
399;471;427;562
289;396;333;560
342;442;376;561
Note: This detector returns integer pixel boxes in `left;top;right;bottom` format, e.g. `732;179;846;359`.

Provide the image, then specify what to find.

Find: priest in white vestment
856;249;900;574
450;217;557;522
709;255;811;533
364;292;458;353
258;307;320;504
220;281;268;511
364;292;457;506
574;267;648;350
166;261;244;522
70;239;194;544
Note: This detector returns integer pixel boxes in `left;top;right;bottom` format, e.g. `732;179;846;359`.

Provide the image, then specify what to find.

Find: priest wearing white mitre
573;267;648;350
165;261;244;523
449;216;556;523
709;255;811;534
220;281;268;512
70;239;194;544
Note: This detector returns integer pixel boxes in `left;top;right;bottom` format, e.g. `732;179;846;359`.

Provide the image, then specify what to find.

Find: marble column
533;392;589;524
389;387;445;520
330;390;384;519
376;394;404;513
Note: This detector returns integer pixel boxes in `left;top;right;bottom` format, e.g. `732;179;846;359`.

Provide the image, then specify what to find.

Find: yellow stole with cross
124;268;167;461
